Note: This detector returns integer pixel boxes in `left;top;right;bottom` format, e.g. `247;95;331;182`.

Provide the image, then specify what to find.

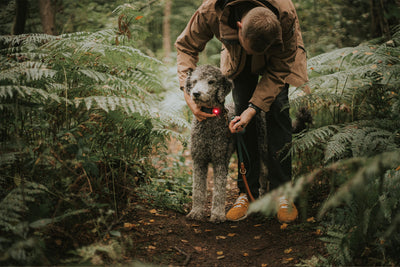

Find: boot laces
233;194;248;208
279;196;290;209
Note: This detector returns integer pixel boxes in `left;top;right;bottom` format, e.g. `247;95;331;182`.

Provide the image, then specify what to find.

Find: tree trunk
162;0;172;62
12;0;29;35
370;0;391;38
38;0;56;35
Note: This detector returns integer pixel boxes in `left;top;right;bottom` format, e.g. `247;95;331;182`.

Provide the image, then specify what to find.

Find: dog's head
185;65;233;107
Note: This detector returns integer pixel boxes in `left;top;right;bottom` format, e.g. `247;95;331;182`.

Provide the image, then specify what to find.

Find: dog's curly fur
184;65;312;223
185;65;235;223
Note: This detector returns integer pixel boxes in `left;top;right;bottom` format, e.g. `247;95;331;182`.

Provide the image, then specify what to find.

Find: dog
184;65;235;223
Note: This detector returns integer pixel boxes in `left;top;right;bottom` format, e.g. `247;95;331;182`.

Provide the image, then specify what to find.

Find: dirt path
122;187;325;267
117;140;326;266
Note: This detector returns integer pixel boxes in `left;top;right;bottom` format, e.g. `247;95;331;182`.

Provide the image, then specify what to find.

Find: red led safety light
212;108;221;115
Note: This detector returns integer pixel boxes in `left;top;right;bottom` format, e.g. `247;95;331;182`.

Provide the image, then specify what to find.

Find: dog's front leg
210;164;227;223
187;162;207;221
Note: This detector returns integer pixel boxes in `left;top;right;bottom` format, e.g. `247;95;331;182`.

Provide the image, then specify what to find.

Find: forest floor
46;140;326;266
122;180;326;267
119;140;327;267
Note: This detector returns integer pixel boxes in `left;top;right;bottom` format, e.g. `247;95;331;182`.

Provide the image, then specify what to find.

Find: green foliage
291;25;400;166
0;9;187;264
137;176;191;214
251;25;400;265
320;167;400;266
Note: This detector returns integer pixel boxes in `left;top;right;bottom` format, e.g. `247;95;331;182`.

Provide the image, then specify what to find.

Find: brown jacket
175;0;308;112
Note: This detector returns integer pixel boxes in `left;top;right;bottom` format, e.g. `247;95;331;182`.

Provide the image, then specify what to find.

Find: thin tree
12;0;28;35
370;0;399;38
162;0;172;63
38;0;56;35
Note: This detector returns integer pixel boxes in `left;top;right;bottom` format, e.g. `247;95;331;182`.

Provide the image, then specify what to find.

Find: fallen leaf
205;229;212;232
261;264;268;267
123;222;135;229
194;246;202;252
284;248;293;254
217;255;225;260
103;233;110;241
147;245;156;250
253;224;262;227
364;52;373;55
254;235;261;240
230;225;238;228
135;15;143;20
227;233;237;237
149;209;157;214
243;252;249;257
307;217;316;223
216;235;227;240
282;257;294;263
315;229;323;235
149;219;155;223
217;251;224;255
396;165;400;171
194;228;202;234
181;239;189;243
280;223;288;230
55;239;62;246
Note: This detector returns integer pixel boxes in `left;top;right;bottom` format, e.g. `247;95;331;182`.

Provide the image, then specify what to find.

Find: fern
0;6;188;264
0;181;48;264
0;181;47;232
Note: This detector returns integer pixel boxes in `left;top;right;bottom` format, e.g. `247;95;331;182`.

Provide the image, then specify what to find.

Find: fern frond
292;125;340;152
319;149;400;217
0;181;47;232
250;149;400;220
324;129;354;163
0;85;65;103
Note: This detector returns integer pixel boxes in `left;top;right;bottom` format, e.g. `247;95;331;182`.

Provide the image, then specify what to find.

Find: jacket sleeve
249;12;297;112
175;9;215;89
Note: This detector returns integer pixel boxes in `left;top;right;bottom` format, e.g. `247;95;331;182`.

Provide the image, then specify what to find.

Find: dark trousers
232;56;292;198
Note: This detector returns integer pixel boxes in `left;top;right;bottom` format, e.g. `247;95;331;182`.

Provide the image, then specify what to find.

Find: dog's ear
184;69;193;94
217;75;233;103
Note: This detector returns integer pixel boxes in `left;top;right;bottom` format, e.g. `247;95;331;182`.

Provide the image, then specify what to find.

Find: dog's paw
210;213;226;223
186;209;206;221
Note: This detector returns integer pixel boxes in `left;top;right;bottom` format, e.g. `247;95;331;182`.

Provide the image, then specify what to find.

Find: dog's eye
208;80;215;85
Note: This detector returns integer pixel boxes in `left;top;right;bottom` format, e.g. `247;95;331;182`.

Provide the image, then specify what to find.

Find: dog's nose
192;92;201;99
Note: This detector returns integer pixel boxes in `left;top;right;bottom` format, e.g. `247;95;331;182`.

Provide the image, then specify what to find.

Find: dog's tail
292;106;313;134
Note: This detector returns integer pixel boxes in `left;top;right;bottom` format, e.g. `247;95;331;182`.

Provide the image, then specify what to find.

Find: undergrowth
0;4;189;265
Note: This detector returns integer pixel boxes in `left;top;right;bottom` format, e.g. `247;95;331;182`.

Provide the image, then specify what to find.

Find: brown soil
116;139;326;266
122;182;326;267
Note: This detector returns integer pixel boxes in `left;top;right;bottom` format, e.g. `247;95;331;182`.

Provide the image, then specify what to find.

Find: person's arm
175;9;215;90
175;7;217;121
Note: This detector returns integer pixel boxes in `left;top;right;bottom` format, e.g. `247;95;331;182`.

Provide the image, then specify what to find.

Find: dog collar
201;106;222;116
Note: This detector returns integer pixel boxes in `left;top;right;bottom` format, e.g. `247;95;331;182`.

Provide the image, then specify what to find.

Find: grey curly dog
185;65;268;223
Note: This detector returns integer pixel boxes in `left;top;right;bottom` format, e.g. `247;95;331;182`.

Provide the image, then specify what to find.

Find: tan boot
226;193;249;221
277;196;298;223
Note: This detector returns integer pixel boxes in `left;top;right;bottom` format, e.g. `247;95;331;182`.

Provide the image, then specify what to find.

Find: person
175;0;308;222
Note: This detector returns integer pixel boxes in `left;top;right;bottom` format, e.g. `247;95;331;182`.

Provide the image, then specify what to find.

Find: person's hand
229;107;257;133
184;91;216;121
